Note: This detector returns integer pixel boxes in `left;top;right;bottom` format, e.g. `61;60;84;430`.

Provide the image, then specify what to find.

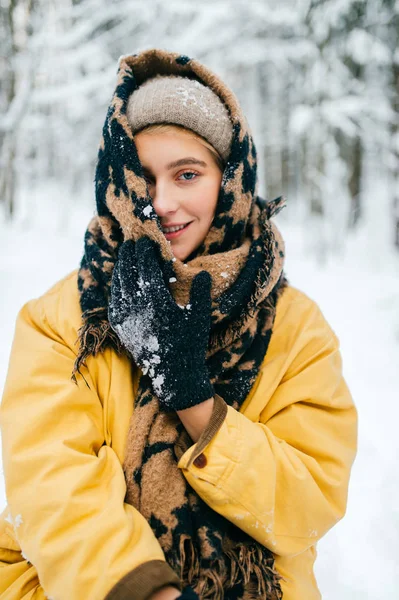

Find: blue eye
179;171;198;181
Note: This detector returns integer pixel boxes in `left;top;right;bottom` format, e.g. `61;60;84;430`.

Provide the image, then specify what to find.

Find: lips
162;221;192;240
162;223;188;234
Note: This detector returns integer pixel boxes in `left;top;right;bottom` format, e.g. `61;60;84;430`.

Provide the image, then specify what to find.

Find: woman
0;49;357;600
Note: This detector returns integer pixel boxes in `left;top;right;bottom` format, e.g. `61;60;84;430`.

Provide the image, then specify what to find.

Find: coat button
193;453;207;468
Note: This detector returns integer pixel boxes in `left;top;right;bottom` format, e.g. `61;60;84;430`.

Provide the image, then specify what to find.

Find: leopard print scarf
75;49;287;599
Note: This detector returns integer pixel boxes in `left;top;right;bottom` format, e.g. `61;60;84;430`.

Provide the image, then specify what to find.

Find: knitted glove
108;237;214;411
179;587;200;599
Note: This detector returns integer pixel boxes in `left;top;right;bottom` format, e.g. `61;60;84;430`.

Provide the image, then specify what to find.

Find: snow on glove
108;237;215;411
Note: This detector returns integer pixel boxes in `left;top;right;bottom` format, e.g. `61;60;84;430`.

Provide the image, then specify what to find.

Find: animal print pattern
75;49;287;598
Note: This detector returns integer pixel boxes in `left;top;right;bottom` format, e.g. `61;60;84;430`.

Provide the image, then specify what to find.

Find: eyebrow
141;157;208;176
166;157;207;170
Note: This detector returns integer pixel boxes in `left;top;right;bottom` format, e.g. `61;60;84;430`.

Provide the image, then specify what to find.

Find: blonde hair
136;123;225;172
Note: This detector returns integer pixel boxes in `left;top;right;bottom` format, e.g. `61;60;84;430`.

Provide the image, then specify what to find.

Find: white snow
0;210;398;600
21;549;30;562
142;205;153;217
173;85;218;120
14;514;23;528
152;374;165;396
115;308;161;381
141;353;161;379
346;29;392;65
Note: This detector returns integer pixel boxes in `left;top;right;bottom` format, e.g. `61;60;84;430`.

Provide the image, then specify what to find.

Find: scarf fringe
72;309;123;383
177;537;283;600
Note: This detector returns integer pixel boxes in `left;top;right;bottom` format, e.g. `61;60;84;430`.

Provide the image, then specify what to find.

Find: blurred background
1;1;398;598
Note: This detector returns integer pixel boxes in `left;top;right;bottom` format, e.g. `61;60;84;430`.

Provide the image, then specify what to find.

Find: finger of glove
135;237;176;307
115;240;141;300
189;270;212;316
109;264;133;325
109;242;139;324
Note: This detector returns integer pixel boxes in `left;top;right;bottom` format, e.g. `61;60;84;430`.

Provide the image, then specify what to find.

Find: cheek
191;179;220;221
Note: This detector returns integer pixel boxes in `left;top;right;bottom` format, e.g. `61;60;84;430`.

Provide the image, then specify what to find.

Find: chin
173;248;190;261
171;242;198;262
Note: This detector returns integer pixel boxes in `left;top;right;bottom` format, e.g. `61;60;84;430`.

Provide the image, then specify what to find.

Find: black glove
179;586;200;599
108;237;214;411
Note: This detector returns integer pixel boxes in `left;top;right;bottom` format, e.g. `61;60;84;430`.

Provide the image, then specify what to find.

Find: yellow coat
0;271;357;600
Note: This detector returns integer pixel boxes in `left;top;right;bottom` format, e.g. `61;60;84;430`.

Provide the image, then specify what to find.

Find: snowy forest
1;0;399;262
1;1;399;599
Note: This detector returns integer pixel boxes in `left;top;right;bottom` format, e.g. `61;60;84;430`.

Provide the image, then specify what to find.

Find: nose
151;180;180;217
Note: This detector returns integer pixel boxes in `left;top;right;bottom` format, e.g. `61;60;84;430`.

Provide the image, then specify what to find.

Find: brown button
193;453;207;468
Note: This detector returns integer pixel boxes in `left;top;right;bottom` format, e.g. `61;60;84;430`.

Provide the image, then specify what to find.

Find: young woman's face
135;129;223;261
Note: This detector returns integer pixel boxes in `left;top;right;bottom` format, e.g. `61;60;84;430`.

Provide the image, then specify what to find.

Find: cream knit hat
126;75;233;161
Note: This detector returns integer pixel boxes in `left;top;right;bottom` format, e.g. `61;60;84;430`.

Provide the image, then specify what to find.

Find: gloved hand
108;237;214;411
179;586;200;599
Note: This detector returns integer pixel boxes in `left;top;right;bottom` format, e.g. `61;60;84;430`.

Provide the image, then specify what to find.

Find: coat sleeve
0;289;181;600
177;298;358;557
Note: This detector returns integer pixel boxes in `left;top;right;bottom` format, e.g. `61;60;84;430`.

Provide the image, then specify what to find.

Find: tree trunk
0;0;17;218
392;62;399;249
348;136;362;228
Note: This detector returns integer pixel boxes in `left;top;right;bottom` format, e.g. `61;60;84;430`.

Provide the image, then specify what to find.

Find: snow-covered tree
0;0;397;261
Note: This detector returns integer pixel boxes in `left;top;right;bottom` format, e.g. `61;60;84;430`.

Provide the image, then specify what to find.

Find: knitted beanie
126;75;233;161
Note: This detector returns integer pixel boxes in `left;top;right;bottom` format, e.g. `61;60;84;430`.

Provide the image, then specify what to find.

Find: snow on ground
0;208;398;599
